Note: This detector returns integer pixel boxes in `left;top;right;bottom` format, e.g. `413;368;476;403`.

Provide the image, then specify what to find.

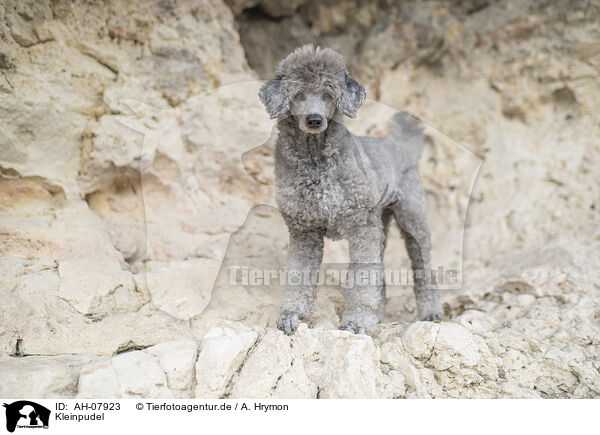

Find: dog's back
349;112;425;201
386;112;424;165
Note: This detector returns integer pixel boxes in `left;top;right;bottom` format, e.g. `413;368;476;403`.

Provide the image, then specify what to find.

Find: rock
499;383;542;399
402;321;440;360
237;13;314;79
271;359;318;399
2;279;193;356
220;324;397;399
225;0;259;16
229;330;292;398
9;13;38;47
455;310;498;335
289;325;385;399
108;226;138;261
195;321;259;398
0;355;101;398
380;338;432;398
140;259;220;320
85;114;146;170
77;360;121;399
78;350;172;398
0;52;14;70
431;323;480;371
145;340;199;394
259;0;307;18
58;259;138;315
380;370;407;399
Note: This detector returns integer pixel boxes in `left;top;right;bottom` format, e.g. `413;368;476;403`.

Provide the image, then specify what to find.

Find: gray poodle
259;45;442;334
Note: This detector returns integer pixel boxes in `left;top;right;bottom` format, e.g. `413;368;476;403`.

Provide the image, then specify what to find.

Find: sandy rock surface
0;0;598;398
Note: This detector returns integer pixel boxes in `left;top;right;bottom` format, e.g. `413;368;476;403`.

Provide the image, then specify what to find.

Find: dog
259;45;443;334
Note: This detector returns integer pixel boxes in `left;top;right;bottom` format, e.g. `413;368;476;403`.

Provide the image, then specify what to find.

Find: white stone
142;259;220;320
145;340;199;392
431;323;480;370
381;370;407;399
289;325;384;399
229;330;292;398
194;321;258;398
380;338;431;398
77;361;121;399
78;350;172;398
402;321;440;360
271;359;318;399
0;355;100;398
58;259;137;315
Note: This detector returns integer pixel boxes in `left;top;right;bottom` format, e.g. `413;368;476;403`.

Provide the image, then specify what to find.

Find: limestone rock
58;259;138;316
402;321;440;360
259;0;307;18
145;340;199;394
228;330;291;398
431;323;480;371
225;0;259;16
290;326;385;399
195;321;259;398
140;259;220;320
271;359;318;399
0;355;101;398
78;350;172;398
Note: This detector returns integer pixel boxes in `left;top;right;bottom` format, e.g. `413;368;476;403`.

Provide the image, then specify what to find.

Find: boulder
145;340;200;394
78;350;172;398
195;321;259;398
0;355;101;398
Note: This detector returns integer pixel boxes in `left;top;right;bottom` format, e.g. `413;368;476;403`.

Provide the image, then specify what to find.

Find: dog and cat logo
2;401;50;432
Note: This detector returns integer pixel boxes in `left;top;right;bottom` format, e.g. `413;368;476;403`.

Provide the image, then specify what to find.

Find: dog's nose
306;114;323;129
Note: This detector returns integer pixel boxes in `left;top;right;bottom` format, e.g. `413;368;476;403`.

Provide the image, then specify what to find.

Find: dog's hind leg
392;169;443;322
277;228;324;334
379;207;394;305
382;207;394;262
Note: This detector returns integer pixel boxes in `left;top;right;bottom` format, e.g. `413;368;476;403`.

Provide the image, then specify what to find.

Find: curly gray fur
259;45;442;334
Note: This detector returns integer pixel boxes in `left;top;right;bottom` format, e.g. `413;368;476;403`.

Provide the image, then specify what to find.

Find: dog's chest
276;156;369;237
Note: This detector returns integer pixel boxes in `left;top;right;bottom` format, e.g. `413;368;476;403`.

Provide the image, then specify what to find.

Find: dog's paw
416;296;443;322
277;312;301;335
419;305;443;322
421;312;442;322
339;321;366;335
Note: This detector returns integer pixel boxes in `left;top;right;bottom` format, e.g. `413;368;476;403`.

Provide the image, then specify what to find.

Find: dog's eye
323;92;334;102
293;92;306;102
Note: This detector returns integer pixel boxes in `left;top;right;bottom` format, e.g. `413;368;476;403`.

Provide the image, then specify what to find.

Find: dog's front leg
277;229;324;334
340;225;386;334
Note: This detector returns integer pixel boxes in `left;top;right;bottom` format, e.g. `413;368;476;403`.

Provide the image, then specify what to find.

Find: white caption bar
0;399;596;434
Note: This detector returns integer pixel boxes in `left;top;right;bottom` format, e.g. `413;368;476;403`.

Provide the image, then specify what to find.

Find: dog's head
259;45;366;134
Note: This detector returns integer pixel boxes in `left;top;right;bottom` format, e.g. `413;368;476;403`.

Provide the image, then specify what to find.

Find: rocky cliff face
1;0;599;398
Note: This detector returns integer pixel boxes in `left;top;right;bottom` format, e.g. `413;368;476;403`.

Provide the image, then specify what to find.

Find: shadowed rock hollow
0;0;599;398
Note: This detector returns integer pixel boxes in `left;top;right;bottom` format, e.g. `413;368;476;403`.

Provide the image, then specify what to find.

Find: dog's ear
339;73;366;118
259;78;289;119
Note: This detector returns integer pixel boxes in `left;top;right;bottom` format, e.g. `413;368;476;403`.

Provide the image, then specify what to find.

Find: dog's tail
387;112;424;164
